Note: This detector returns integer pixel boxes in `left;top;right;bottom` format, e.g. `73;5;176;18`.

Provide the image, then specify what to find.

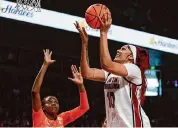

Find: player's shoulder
58;111;71;118
32;108;44;115
124;63;142;84
123;63;139;67
124;63;140;72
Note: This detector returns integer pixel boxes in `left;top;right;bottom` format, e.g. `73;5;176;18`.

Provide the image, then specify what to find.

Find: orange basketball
85;4;111;29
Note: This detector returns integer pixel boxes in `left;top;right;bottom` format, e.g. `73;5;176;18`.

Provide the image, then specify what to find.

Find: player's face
114;45;133;63
44;96;59;115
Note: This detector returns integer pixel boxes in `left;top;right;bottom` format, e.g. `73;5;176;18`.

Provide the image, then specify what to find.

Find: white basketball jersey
103;63;151;127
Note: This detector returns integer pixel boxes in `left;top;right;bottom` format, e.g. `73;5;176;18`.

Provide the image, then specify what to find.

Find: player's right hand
43;49;56;65
68;65;83;86
74;21;88;44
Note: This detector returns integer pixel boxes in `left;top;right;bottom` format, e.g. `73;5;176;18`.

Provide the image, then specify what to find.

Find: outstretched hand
43;49;56;65
74;21;88;43
98;13;112;33
68;65;83;86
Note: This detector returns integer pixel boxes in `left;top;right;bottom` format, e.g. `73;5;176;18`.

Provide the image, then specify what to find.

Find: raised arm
98;15;128;76
74;21;105;82
60;65;89;126
31;49;56;112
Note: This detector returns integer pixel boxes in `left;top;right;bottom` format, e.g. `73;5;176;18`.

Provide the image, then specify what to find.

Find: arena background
1;0;178;127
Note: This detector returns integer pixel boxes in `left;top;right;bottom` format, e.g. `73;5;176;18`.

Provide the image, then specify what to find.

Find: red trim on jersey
131;85;142;127
124;77;143;127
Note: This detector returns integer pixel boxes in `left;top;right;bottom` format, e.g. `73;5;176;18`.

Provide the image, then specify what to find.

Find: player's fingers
73;65;78;73
71;65;75;72
43;49;45;54
75;21;83;32
71;65;76;76
82;27;88;37
110;18;112;24
106;17;112;27
71;65;73;71
49;51;52;56
46;49;49;54
74;21;79;30
51;60;56;63
45;49;48;53
98;15;104;26
104;14;108;24
76;21;80;28
102;15;106;25
68;77;74;81
74;23;77;28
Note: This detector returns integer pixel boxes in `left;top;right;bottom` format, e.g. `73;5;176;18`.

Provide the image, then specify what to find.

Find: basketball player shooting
74;12;151;127
31;49;89;127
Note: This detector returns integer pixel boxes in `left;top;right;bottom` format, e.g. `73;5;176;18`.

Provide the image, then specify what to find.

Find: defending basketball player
74;13;151;127
31;49;89;127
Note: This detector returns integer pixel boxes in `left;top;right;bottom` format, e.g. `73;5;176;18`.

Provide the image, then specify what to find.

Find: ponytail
136;47;150;105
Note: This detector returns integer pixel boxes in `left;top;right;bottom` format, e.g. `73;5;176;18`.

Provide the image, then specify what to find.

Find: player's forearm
62;91;89;125
100;32;112;69
32;63;48;93
80;43;92;78
79;91;89;110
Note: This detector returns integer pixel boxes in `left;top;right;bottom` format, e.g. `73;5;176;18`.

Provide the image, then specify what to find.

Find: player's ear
128;54;134;62
42;98;46;110
79;67;81;73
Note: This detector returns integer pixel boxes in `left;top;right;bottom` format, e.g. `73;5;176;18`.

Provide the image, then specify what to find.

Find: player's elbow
101;62;112;72
81;69;93;80
101;64;108;71
31;89;40;95
100;58;112;68
84;105;90;112
100;58;112;69
86;104;90;111
80;104;90;112
81;71;89;79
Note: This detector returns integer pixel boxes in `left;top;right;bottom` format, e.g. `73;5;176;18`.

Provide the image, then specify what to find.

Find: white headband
128;45;137;64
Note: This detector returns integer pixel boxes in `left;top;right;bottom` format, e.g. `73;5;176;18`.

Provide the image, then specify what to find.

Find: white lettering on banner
1;0;178;54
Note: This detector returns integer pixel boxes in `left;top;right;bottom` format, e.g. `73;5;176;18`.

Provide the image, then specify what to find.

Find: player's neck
45;112;57;120
119;61;132;64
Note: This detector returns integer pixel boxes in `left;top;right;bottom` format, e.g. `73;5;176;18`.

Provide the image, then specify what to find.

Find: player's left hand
68;65;83;86
74;21;89;43
98;13;112;33
43;49;56;65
